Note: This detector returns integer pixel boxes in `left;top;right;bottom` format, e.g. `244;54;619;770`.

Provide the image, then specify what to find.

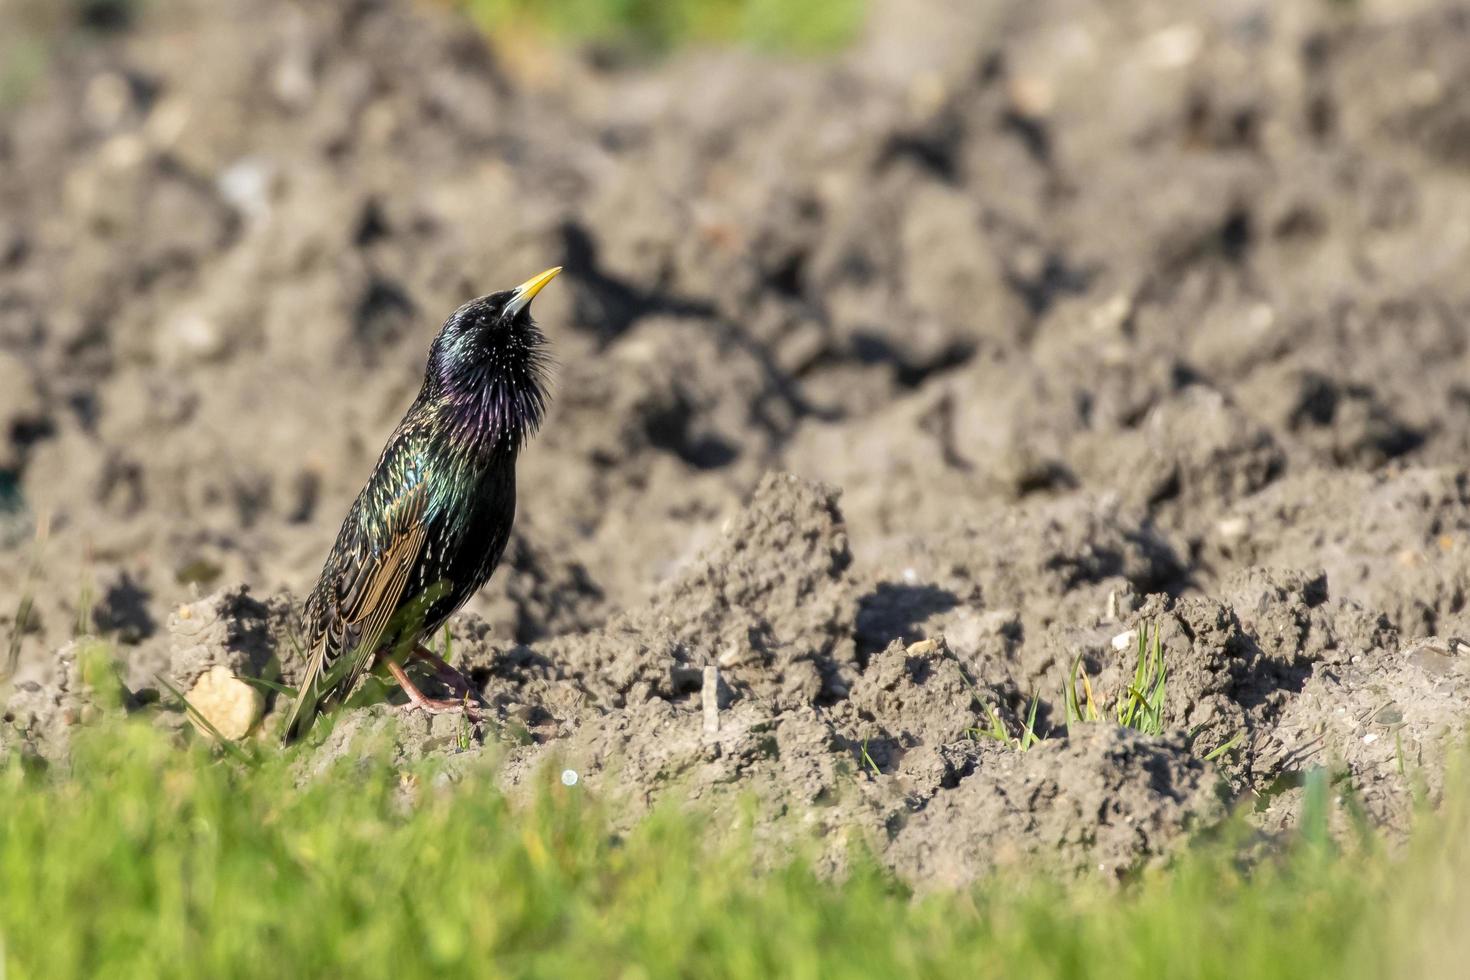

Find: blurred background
4;0;1470;688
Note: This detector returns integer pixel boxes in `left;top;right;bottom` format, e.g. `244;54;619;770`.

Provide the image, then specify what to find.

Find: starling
281;267;560;744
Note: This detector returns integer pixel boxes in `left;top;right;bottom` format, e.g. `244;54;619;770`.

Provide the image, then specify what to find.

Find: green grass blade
239;675;298;699
1018;694;1041;751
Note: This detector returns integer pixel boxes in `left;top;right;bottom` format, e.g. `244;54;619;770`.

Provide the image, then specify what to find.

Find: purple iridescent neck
432;358;549;455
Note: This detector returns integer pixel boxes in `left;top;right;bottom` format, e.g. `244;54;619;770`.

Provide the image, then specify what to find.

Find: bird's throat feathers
434;364;550;455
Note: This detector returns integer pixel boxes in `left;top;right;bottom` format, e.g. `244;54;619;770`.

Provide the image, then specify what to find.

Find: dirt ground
5;0;1470;885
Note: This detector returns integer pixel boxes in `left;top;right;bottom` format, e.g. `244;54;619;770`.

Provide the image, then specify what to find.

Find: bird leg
411;643;479;701
386;659;481;722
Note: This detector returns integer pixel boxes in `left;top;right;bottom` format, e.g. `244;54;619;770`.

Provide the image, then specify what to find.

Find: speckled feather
282;286;553;742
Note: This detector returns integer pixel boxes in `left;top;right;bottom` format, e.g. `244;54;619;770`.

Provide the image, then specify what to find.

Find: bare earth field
6;0;1470;886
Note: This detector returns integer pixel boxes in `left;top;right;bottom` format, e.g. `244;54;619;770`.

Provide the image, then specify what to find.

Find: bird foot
395;696;483;724
386;659;483;723
411;643;480;702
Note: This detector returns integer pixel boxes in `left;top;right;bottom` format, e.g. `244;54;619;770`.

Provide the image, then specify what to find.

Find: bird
281;267;560;744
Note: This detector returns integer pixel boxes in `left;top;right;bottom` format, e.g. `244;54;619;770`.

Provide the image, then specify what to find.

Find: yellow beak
505;266;562;317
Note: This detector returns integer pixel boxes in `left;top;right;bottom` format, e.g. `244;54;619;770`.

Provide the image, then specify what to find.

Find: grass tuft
3;521;49;684
1064;650;1101;726
1116;621;1167;736
452;0;866;54
1202;731;1244;763
970;695;1043;752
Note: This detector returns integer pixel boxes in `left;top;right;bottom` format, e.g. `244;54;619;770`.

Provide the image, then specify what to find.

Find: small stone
702;664;720;735
160;311;227;364
217;158;275;221
1407;645;1456;677
943;609;1020;655
101;134;148;171
1089;293;1133;333
1216;516;1250;544
1371;705;1404;726
1007;76;1054;117
905;637;942;656
1247;304;1276;332
185;664;263;741
1141;23;1201;70
271;12;318;111
145;96;191;148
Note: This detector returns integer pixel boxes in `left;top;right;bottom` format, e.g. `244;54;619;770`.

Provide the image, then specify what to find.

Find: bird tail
280;646;326;745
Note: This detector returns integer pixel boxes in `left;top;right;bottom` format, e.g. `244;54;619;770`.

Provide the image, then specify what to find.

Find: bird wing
282;465;435;742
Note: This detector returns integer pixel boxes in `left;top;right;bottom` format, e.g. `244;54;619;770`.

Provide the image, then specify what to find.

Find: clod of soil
888;726;1221;887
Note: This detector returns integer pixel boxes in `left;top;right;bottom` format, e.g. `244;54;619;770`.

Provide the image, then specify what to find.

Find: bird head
427;267;558;448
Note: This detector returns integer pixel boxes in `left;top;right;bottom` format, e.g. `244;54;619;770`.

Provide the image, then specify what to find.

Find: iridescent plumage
281;269;558;743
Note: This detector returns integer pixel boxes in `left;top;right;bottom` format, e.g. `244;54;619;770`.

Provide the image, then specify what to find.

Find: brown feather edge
281;485;430;742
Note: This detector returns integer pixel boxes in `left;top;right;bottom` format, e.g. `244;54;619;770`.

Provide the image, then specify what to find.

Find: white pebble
218;157;273;221
1141;24;1201;70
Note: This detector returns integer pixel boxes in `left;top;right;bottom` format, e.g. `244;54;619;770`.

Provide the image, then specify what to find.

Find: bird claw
386;658;483;723
397;695;482;723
